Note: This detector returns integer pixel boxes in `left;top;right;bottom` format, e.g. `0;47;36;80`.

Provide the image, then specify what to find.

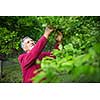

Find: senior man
18;27;62;83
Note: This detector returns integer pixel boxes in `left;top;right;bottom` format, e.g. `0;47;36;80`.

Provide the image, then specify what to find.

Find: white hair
21;36;31;49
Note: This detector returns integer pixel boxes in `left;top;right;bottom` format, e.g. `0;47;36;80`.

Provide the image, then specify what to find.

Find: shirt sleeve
54;42;60;50
38;41;61;60
18;35;47;69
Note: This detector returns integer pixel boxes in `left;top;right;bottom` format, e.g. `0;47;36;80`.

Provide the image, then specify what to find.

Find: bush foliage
0;16;100;82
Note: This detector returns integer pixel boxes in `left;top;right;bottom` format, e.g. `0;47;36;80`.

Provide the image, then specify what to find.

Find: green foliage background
0;16;100;82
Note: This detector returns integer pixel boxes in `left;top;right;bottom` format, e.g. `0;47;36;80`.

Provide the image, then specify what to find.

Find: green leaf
32;71;46;83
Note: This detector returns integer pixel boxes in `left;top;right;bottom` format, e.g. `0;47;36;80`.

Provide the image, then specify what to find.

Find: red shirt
18;36;59;83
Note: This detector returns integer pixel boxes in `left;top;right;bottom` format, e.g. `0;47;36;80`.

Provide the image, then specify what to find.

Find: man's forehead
24;38;33;43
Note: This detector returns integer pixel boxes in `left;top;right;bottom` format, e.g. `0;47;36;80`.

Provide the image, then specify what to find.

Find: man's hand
55;31;63;43
44;27;53;39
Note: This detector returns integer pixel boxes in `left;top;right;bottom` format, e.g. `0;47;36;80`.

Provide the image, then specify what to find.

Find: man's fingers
47;25;54;29
55;31;63;42
45;27;53;32
58;31;63;36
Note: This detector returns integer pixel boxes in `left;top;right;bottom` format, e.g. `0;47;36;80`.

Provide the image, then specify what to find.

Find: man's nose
31;42;35;45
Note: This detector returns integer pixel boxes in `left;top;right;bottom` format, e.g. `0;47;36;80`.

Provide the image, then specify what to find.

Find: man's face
23;38;35;52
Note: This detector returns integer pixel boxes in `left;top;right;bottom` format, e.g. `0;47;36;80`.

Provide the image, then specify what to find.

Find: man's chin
29;46;34;50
